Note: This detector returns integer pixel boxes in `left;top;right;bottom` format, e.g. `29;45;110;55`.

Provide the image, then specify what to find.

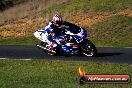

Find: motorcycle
34;25;97;57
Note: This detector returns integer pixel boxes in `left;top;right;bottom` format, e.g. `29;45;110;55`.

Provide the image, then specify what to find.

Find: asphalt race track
0;45;132;64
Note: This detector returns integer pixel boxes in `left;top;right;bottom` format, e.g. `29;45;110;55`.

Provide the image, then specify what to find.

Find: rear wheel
82;42;97;57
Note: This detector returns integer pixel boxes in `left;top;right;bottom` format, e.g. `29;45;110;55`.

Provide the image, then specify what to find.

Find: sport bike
34;25;97;57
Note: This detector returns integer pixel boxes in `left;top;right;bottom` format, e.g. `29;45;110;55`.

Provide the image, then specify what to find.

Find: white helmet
52;15;63;26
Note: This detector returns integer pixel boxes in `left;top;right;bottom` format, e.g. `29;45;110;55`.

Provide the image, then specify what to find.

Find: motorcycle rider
34;15;64;51
34;14;87;51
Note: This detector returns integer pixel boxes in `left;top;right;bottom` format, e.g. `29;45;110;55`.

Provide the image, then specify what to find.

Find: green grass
0;59;131;88
39;0;132;16
0;36;39;45
88;15;132;47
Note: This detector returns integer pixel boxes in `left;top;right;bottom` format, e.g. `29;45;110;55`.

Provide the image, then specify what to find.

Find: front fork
78;39;91;53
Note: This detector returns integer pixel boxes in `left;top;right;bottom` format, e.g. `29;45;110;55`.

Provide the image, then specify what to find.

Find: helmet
52;15;63;26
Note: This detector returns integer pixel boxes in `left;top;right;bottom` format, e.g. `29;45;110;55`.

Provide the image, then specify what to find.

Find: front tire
82;42;97;57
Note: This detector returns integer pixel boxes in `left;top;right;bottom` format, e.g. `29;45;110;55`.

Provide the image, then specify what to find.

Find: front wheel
82;42;97;57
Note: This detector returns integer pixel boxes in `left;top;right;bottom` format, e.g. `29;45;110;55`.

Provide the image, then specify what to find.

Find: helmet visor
56;21;62;26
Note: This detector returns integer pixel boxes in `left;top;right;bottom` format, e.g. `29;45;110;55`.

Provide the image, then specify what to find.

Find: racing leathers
34;21;65;50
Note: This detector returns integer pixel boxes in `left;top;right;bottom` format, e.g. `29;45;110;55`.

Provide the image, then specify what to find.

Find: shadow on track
95;53;123;57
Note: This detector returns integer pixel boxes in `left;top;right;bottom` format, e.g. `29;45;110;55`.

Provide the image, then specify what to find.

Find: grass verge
0;36;38;45
40;0;132;16
0;59;131;88
88;15;132;47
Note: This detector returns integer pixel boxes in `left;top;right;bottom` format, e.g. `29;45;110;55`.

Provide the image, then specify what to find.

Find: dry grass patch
67;9;132;27
0;18;46;38
0;9;132;38
0;0;69;25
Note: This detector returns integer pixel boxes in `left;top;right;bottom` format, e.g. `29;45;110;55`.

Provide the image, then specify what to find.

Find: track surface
0;45;132;64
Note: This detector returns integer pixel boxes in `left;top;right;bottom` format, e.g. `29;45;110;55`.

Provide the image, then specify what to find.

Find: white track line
0;58;32;61
15;59;32;61
0;58;8;60
21;59;32;61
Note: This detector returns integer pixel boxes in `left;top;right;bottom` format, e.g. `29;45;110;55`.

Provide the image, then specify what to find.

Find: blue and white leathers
34;22;57;48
